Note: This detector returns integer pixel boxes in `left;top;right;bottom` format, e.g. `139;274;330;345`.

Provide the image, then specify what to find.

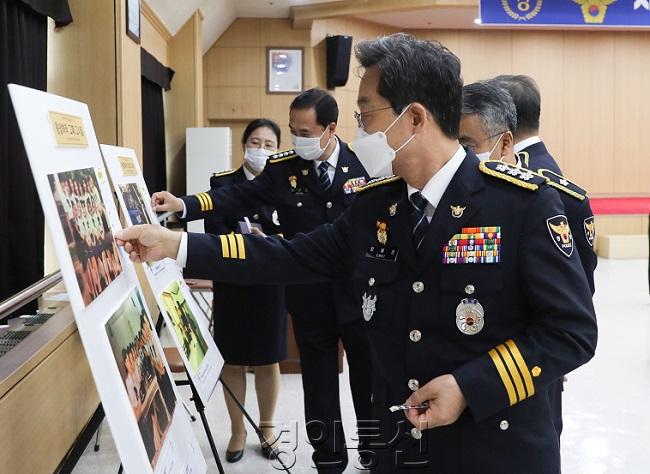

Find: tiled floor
73;258;650;473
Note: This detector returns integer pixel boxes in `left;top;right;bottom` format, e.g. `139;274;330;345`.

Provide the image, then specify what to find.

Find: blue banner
480;1;650;27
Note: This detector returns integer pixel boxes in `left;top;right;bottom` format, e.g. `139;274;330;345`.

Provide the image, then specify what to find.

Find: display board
101;145;222;402
8;84;206;474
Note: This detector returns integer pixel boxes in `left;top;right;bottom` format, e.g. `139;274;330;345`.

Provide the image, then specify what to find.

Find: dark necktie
318;161;331;190
410;191;431;249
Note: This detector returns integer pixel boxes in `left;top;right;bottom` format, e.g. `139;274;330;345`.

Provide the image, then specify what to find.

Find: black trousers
292;315;372;473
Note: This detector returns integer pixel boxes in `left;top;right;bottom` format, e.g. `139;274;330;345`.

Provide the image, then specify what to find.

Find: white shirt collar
314;137;340;171
242;166;256;181
407;145;466;210
514;136;541;153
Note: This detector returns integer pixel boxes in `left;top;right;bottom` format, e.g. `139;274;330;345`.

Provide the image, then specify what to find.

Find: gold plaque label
118;156;138;176
49;111;88;146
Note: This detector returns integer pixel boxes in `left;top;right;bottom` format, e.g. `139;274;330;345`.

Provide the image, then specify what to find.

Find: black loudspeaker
326;35;353;89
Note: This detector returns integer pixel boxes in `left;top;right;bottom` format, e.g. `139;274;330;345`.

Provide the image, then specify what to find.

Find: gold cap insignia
450;205;466;218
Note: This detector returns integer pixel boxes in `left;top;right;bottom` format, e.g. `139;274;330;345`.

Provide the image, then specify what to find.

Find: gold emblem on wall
502;0;543;21
573;0;615;24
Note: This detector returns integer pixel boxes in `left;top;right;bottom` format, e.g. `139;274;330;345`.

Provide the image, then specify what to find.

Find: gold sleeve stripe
505;339;535;397
496;344;526;402
227;233;238;259
488;348;517;406
235;234;246;260
195;193;207;212
203;193;214;211
219;235;230;258
199;193;210;211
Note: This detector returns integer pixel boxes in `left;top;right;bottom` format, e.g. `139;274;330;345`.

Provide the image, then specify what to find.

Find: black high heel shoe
258;429;280;460
225;431;247;463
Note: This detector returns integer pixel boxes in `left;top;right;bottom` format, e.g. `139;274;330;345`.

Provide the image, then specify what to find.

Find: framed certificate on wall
126;0;141;44
267;47;304;94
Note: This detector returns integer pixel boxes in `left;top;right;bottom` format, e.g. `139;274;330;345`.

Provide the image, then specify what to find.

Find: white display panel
101;144;223;403
185;127;232;233
8;84;206;474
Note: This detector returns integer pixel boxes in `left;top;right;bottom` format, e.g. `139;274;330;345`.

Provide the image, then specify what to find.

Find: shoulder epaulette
537;169;587;201
358;175;402;192
268;149;298;163
212;169;237;177
479;160;545;191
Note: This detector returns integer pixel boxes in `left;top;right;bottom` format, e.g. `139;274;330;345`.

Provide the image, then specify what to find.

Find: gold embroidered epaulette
537;169;587;201
212;169;237;177
479;160;545;191
268;149;298;163
358;175;402;192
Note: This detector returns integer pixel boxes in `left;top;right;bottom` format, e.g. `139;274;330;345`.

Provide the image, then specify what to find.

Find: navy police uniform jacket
518;141;597;294
182;152;598;473
202;167;287;365
180;138;369;324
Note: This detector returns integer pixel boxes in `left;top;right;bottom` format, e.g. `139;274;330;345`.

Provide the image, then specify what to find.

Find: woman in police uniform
204;119;287;463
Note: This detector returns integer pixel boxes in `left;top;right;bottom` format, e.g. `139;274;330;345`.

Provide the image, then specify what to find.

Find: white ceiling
147;0;344;54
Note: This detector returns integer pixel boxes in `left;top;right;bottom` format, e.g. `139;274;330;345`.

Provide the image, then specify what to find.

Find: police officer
459;80;598;441
493;74;561;173
200;118;286;462
151;89;372;472
118;33;598;474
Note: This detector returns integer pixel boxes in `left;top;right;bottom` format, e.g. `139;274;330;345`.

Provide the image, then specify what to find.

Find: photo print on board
48;167;123;306
105;287;177;469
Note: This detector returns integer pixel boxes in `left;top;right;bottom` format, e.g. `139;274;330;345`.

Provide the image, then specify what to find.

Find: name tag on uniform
366;244;399;262
443;226;501;264
343;177;367;194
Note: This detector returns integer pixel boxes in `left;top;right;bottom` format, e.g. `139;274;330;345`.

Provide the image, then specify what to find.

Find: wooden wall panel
613;34;650;195
204;17;394;164
563;33;615;194
510;31;566;170
141;15;169;66
47;0;117;146
166;12;204;196
457;31;513;83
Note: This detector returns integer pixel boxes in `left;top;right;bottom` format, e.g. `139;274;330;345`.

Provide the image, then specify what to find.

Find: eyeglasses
461;131;507;152
353;106;394;129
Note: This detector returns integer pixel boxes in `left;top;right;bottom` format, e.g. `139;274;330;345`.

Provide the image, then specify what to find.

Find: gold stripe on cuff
496;344;526;402
220;235;229;258
506;339;535;397
203;192;214;211
195;193;206;212
235;234;246;260
227;233;238;259
489;348;517;406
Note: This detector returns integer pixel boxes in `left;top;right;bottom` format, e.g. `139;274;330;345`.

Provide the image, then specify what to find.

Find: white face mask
350;104;415;178
291;128;331;161
244;147;273;174
476;133;504;162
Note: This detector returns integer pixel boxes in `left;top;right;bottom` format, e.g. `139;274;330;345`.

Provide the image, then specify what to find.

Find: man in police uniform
459;80;598;441
118;34;597;473
493;74;561;173
460;79;597;292
152;89;372;472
